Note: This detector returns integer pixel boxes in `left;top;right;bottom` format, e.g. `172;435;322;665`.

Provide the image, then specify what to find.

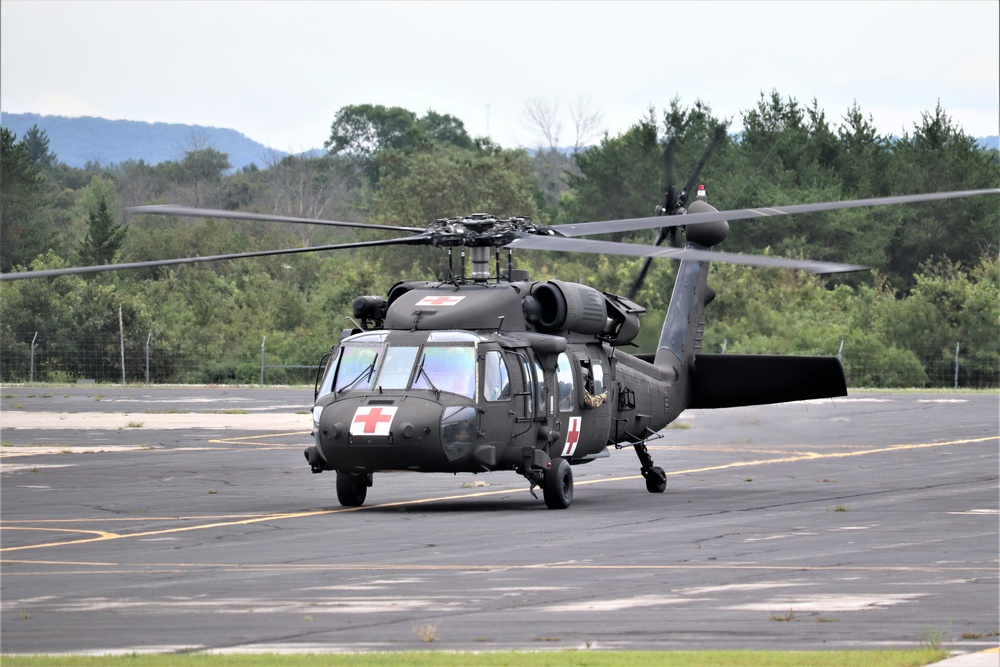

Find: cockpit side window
483;350;511;402
316;348;340;398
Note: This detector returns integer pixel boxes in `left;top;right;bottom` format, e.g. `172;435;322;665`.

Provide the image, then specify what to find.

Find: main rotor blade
0;235;432;281
554;189;1000;238
507;236;866;274
129;205;425;233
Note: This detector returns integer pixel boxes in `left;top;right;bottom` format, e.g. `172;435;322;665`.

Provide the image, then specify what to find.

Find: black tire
644;466;667;493
336;471;369;507
543;458;573;509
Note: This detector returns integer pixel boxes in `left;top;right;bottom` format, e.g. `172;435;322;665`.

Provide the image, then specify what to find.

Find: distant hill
978;135;999;151
0;112;320;170
1;111;995;171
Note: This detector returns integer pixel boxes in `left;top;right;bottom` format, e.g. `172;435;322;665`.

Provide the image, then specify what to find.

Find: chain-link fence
0;332;323;386
2;330;996;388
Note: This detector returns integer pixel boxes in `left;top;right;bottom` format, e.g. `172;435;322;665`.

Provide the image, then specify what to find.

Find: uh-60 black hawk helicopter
4;155;996;509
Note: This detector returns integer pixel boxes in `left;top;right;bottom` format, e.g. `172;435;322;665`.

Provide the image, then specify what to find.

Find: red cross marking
416;296;464;306
561;416;582;457
351;406;396;435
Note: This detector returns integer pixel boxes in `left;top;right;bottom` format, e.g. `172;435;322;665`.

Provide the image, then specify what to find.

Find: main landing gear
542;458;574;509
520;449;574;510
635;442;667;493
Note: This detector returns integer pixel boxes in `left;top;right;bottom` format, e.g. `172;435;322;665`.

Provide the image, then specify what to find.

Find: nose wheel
336;471;372;507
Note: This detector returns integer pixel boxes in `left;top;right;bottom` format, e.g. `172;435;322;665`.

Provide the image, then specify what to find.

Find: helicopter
2;155;997;509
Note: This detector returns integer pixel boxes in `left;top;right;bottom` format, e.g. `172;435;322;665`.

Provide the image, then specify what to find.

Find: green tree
559;111;663;226
325;104;474;183
178;147;231;207
835;102;891;196
0;250;152;382
21;124;58;170
882;102;1000;285
0;128;51;272
78;194;128;266
881;257;999;387
326;104;421;160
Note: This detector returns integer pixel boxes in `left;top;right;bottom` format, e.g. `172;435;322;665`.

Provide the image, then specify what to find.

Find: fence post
145;333;152;385
260;336;266;385
119;304;126;385
30;331;38;383
954;342;960;389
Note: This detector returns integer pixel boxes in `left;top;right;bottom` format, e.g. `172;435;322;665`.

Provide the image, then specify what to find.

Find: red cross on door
560;416;582;457
350;406;398;436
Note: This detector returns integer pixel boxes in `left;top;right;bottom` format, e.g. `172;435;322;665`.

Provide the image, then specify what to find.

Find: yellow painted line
2;558;119;567
1;514;278;524
2;434;995;554
0;508;355;552
579;435;999;485
209;431;309;446
2;526;120;539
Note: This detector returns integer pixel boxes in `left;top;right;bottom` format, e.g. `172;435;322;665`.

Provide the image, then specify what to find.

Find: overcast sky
2;1;997;152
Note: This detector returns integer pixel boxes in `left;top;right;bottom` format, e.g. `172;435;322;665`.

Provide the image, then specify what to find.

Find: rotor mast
428;213;542;284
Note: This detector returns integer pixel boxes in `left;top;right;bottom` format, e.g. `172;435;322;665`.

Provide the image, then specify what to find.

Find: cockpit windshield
412;346;476;398
317;336;476;400
334;345;382;393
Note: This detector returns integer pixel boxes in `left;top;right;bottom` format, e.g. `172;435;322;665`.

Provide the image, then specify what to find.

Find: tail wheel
336;471;371;507
543;458;574;509
643;466;667;493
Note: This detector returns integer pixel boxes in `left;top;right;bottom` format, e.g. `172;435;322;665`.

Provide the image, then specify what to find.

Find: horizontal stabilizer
690;354;847;409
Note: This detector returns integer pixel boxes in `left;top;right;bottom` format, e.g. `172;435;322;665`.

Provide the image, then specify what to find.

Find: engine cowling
523;280;642;344
528;280;607;335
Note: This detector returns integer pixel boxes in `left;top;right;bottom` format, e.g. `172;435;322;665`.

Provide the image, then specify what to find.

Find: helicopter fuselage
306;279;676;480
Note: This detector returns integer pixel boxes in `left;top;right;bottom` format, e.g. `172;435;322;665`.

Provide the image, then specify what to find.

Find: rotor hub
426;214;542;248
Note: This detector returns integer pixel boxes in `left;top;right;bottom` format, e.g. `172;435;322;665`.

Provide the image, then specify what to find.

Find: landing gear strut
634;443;667;493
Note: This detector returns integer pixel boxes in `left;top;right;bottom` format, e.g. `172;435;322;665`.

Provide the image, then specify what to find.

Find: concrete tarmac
1;386;997;658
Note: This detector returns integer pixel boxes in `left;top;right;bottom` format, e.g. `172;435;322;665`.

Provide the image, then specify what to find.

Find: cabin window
533;358;547;415
483;350;511;402
592;362;605;395
556;352;574;412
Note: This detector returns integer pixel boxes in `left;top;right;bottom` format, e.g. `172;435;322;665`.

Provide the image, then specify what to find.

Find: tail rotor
627;123;727;300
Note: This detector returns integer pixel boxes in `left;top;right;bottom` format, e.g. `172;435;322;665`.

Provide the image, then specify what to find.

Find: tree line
1;93;997;386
